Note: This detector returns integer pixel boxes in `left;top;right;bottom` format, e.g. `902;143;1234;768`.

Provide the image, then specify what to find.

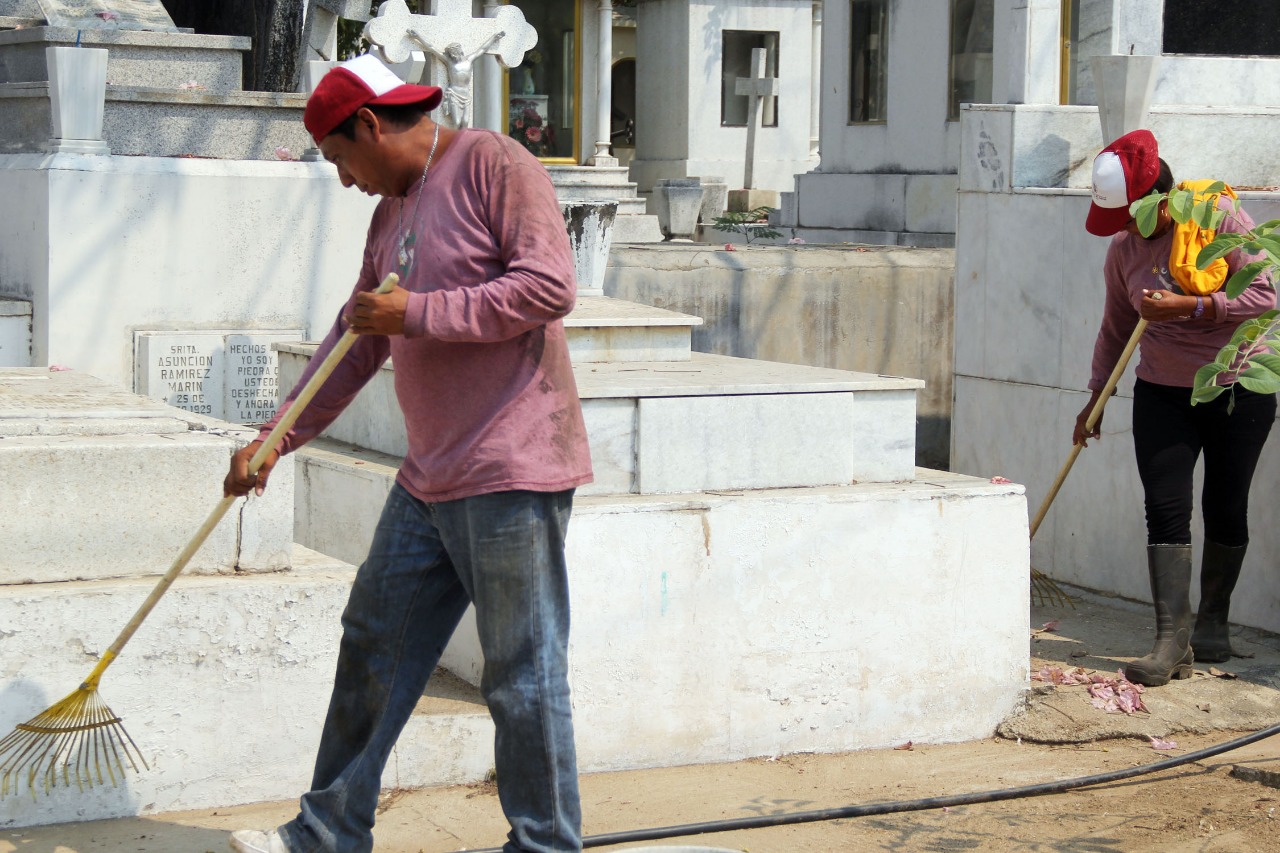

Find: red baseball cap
1085;129;1161;236
304;54;443;143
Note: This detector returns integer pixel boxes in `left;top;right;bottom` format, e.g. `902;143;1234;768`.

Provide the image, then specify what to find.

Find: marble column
589;0;618;166
809;1;822;158
481;0;504;133
999;0;1061;105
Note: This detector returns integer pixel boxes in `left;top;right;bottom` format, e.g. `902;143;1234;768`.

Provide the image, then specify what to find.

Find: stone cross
302;0;373;64
734;47;779;191
364;0;537;129
31;0;178;31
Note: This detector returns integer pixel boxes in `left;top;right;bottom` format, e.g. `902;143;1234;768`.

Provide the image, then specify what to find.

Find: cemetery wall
953;104;1280;634
604;243;954;469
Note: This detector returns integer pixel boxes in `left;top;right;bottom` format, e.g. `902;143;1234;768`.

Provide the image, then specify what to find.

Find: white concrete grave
279;241;1030;781
0;368;293;583
363;0;537;129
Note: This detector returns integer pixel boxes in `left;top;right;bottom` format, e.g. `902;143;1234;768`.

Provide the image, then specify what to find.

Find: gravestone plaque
225;332;302;424
136;332;225;418
135;330;302;423
35;0;180;31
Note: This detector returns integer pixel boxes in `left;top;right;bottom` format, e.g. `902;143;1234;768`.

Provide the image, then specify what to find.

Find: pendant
398;246;408;268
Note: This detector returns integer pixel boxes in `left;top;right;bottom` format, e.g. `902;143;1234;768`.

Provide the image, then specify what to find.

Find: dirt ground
5;586;1280;853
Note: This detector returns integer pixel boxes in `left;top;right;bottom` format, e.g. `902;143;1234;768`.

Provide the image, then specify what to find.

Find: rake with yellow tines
0;272;400;798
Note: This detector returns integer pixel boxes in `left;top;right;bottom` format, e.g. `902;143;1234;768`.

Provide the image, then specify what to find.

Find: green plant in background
710;207;781;245
1132;185;1280;407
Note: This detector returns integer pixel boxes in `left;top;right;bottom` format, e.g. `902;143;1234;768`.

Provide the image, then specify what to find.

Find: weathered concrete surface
0;548;350;828
604;244;954;469
0;369;292;578
1004;587;1280;745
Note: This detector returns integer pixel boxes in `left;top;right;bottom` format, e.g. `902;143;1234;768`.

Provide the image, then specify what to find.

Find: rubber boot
1124;544;1195;687
1191;540;1248;663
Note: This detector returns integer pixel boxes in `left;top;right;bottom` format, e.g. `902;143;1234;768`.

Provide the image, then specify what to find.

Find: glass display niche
507;0;578;161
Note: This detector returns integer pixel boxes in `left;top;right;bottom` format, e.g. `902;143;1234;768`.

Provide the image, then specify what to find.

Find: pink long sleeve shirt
1089;199;1276;391
259;129;593;503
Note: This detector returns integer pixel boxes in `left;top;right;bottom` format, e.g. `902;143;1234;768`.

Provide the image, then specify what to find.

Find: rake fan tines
1031;566;1077;609
0;684;147;798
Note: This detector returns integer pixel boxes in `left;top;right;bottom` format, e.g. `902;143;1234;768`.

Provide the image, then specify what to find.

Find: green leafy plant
1131;185;1280;406
710;206;782;245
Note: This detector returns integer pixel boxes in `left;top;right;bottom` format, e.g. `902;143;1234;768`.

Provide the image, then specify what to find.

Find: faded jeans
278;483;581;853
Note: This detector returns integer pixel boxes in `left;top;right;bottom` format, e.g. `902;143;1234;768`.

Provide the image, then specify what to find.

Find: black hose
469;722;1280;852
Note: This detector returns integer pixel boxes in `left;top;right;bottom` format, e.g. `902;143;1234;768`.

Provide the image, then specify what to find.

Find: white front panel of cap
1091;151;1129;209
343;54;406;96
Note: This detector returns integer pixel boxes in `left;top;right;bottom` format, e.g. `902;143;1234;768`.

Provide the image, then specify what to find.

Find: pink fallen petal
723;244;736;252
95;10;120;20
274;146;294;161
1149;736;1177;750
788;237;806;244
48;364;72;372
1061;668;1091;685
990;476;1013;484
1041;620;1060;632
894;740;913;751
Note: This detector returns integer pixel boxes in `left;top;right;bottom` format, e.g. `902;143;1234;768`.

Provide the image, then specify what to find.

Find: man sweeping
223;54;592;853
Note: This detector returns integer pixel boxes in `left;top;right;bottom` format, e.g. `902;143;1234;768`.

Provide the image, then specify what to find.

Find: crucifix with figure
728;47;782;213
363;0;538;129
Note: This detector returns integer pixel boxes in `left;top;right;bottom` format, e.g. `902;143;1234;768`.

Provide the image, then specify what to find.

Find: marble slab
0;367;190;435
35;0;178;31
279;348;921;493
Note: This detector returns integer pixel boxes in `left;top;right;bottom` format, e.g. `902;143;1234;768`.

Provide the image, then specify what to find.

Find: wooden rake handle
1028;318;1148;541
83;273;401;688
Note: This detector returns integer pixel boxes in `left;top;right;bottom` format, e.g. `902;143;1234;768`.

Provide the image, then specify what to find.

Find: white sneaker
228;828;290;853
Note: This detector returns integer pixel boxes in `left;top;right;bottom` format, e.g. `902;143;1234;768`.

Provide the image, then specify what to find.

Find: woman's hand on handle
1073;390;1107;447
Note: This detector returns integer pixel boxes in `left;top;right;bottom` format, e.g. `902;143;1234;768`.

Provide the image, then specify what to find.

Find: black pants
1133;378;1276;546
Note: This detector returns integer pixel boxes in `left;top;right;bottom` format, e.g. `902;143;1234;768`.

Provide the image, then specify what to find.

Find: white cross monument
727;47;781;213
363;0;537;130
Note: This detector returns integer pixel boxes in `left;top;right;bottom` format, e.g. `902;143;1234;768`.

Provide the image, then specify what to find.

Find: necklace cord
398;121;442;268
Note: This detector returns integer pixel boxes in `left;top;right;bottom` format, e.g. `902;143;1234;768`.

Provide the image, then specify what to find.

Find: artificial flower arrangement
510;105;556;158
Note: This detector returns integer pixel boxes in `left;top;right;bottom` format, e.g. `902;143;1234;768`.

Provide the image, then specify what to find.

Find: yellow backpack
1169;179;1237;296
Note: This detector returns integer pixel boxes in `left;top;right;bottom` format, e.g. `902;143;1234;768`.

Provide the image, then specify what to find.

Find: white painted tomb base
295;439;1031;774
